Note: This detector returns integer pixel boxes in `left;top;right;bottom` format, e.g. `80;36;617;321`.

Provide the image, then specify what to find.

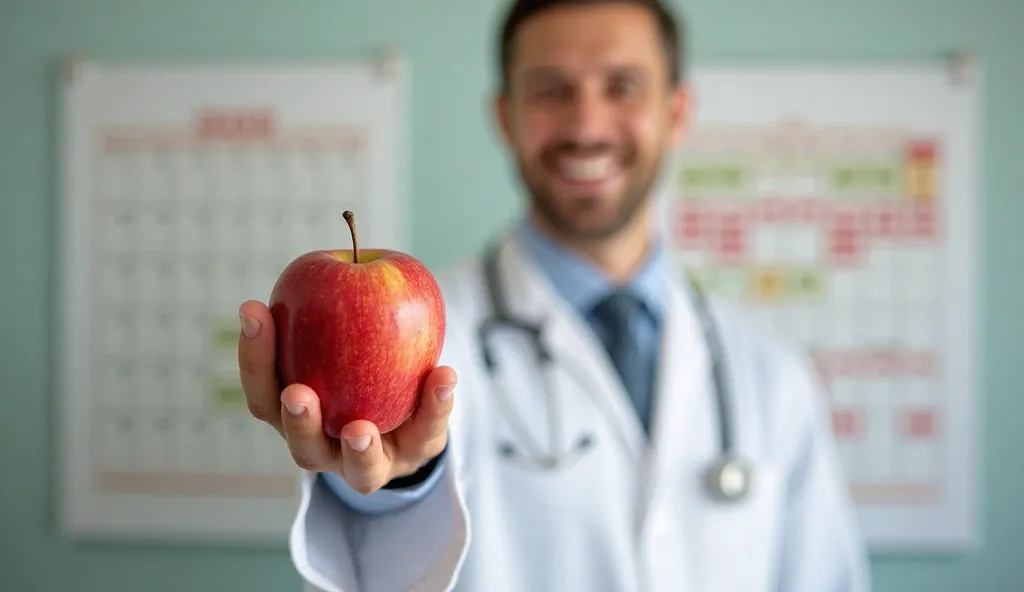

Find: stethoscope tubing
475;240;750;500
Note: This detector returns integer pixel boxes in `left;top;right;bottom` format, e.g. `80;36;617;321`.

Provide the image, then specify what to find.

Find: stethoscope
475;241;753;503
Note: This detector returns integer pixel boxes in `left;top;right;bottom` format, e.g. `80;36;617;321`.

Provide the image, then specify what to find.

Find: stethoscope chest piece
705;456;752;502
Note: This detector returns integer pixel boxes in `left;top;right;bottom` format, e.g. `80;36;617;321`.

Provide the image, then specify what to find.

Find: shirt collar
514;217;669;321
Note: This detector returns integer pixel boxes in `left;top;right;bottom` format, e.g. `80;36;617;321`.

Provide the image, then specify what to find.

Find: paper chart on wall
668;61;978;551
57;55;404;543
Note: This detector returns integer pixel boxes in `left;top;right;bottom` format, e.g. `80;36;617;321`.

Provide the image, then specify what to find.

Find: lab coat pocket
690;464;785;592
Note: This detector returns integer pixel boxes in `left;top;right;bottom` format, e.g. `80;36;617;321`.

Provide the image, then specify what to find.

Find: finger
280;384;339;472
238;300;282;434
338;420;390;494
391;366;457;459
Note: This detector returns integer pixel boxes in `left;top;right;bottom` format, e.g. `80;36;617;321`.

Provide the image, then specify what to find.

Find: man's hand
237;299;456;495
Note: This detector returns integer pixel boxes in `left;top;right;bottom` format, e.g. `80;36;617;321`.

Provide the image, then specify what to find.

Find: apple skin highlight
268;228;446;437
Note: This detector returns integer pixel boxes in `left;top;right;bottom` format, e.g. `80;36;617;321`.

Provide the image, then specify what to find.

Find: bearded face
496;3;688;243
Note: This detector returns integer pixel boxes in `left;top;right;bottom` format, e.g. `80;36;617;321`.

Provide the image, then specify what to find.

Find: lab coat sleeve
289;460;469;592
287;287;477;592
774;350;872;592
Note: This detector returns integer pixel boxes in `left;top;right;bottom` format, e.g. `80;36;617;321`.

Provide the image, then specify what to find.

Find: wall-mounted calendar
666;61;978;551
57;55;404;543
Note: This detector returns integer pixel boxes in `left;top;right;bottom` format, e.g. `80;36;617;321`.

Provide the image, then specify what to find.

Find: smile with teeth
557;155;618;183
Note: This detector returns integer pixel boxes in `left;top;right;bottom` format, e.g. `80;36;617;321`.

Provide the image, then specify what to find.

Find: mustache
544;141;617;156
540;141;634;164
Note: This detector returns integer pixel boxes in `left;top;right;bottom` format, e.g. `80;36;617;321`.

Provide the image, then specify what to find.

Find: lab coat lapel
643;276;712;509
497;234;647;462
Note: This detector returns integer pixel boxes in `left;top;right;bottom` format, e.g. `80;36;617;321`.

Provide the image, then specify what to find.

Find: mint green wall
2;0;1021;590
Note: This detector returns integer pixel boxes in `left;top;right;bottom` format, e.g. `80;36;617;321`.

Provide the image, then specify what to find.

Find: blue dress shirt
321;218;669;514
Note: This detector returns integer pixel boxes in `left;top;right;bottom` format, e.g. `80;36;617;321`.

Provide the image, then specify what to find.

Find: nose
565;82;614;143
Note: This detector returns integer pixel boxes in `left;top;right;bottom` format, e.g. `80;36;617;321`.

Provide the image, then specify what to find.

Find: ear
492;91;515;147
666;84;691;147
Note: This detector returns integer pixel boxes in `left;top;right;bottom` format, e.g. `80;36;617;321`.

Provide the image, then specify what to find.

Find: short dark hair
497;0;686;94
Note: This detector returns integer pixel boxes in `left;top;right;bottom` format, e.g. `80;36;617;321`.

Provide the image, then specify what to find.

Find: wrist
383;444;447;490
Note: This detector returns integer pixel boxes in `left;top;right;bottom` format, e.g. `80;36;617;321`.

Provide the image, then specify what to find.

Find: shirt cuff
319;447;449;516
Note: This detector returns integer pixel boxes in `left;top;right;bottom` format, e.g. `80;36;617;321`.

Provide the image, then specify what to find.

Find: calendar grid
671;121;946;506
86;122;368;497
58;59;408;544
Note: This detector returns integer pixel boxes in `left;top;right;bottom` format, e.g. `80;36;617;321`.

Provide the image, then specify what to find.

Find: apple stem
342;210;359;264
339;209;360;260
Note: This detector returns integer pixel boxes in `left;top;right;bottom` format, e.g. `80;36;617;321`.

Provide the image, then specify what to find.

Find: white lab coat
289;231;870;592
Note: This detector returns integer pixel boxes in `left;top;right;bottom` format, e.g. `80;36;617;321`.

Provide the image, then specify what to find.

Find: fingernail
435;383;455;401
345;435;371;452
284;402;305;416
239;312;261;339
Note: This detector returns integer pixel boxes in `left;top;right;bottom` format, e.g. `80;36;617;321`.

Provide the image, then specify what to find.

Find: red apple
268;210;446;438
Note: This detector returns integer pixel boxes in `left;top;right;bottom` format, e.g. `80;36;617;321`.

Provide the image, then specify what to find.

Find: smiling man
501;0;686;280
237;1;871;591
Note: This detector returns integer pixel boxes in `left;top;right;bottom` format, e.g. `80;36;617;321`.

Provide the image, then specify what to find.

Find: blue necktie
589;289;655;433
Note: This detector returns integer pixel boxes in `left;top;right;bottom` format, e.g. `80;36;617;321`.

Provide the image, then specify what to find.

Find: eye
607;72;643;100
531;83;571;102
